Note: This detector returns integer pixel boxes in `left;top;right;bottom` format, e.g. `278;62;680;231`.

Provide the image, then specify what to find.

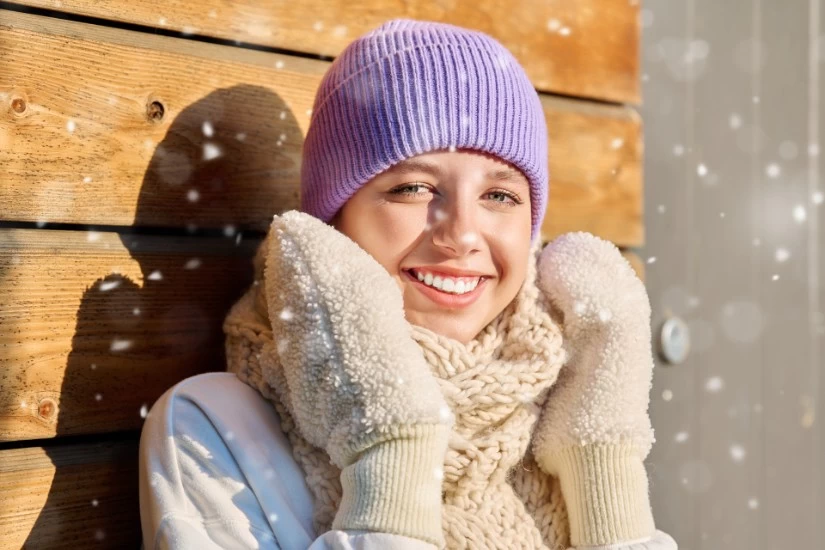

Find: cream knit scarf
224;238;572;549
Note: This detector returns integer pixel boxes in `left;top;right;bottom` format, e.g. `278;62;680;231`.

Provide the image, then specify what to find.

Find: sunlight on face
332;148;533;343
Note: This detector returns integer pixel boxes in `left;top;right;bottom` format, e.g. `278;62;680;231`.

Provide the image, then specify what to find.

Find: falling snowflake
148;270;163;281
674;431;689;443
792;205;807;223
765;163;781;178
140;404;149;418
697;163;708;177
775;248;790;262
203;142;222;161
224;225;236;237
729;444;746;462
185;258;202;270
662;389;673;401
67;119;77;133
748;498;759;510
202;121;214;137
705;376;724;393
187;189;200;202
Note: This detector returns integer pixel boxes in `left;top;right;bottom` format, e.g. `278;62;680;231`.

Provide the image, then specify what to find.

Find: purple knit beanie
300;18;549;242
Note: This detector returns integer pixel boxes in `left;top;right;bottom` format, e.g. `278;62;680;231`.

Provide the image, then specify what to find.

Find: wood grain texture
0;227;258;441
0;439;140;549
0;10;643;246
13;0;640;103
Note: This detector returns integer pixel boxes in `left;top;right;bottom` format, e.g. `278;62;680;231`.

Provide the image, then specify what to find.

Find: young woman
139;18;678;550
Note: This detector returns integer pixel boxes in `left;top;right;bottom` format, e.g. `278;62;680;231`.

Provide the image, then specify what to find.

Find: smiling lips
404;268;489;308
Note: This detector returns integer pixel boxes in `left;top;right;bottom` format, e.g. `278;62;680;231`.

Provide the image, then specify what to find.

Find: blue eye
390;183;432;196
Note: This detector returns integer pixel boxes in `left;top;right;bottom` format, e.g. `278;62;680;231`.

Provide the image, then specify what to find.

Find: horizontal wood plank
0;228;258;441
0;439;140;549
0;10;643;246
11;0;640;103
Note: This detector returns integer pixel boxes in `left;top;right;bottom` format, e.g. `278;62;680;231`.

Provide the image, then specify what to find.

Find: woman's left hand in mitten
532;231;676;549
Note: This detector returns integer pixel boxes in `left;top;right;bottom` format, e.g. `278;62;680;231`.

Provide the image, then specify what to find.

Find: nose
429;196;481;256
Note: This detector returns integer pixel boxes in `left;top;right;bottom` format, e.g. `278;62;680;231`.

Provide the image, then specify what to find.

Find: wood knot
147;100;165;122
11;98;26;114
37;398;57;420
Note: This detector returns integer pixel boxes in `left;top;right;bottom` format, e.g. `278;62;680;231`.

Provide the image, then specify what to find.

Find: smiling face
331;148;534;344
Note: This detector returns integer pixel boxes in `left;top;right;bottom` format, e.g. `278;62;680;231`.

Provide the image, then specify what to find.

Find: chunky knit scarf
223;235;572;549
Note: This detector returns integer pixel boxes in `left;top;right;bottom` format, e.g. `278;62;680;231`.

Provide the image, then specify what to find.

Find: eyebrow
386;159;528;185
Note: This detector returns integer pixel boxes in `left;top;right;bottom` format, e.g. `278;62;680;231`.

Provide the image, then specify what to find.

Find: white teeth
412;270;481;295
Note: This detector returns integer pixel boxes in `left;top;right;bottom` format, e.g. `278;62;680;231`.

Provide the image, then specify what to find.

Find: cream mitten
264;210;452;547
533;231;658;547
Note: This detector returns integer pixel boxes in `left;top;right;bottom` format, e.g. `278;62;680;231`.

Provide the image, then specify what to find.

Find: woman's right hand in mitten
264;211;452;547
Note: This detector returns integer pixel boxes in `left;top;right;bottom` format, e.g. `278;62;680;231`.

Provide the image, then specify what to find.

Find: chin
406;311;481;344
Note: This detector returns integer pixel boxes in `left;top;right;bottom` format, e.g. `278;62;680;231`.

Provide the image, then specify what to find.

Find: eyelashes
389;183;523;207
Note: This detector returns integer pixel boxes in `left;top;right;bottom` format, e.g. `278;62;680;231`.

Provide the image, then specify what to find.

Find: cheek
340;205;426;272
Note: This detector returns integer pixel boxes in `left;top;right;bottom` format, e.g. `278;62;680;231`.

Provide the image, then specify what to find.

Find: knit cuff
333;424;449;548
540;442;656;547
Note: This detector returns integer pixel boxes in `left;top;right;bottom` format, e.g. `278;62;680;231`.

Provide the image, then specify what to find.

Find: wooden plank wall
0;2;643;548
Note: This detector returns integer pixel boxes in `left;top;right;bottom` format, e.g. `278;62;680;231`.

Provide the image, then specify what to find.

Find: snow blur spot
67;119;76;133
729;444;746;462
313;21;324;31
772;274;780;281
264;468;275;480
748;498;759;510
647;256;657;264
674;431;689;443
92;499;99;507
793;205;807;223
705;376;724;393
729;114;742;129
433;209;448;222
274;60;285;70
158;17;167;26
110;339;132;352
439;406;452;422
719;212;726;218
20;400;26;408
753;95;760;104
83;176;92;183
765;163;781;178
333;25;348;37
133;308;141;316
86;231;99;244
95;393;103;402
225;431;235;441
185;258;202;270
269;513;279;522
813;191;824;205
396;376;404;385
697;163;708;177
611;137;624;149
673;144;685;156
203;142;222;161
208;9;217;18
434;467;444;481
547;19;562;32
662;389;673;402
752;238;761;247
99;280;121;292
280;308;294;321
140;404;148;418
90;363;97;370
95;529;106;541
559;27;571;36
573;301;587;316
224;225;236;237
597;308;612;323
810;143;820;157
448;145;457;153
775;247;790;262
236;132;247;142
148;270;163;281
657;204;666;214
460;232;478;245
202;121;214;137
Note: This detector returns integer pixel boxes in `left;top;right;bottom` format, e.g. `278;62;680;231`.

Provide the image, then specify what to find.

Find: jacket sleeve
139;370;439;550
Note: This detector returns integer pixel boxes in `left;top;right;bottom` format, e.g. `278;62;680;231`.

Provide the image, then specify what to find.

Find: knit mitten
264;210;452;547
532;231;658;548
